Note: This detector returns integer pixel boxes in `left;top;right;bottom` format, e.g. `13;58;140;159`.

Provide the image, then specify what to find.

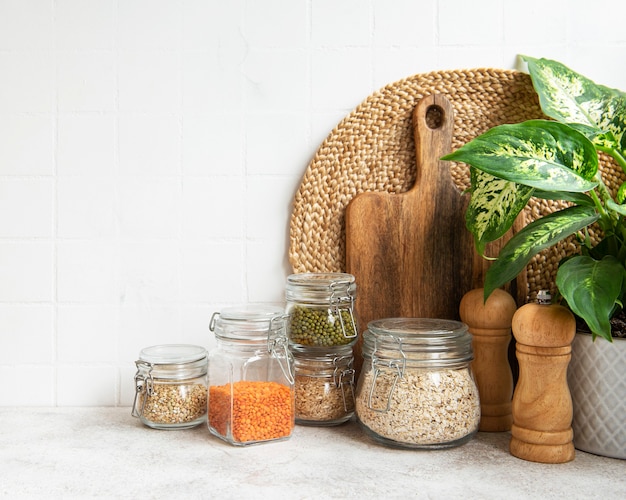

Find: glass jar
355;318;480;449
292;344;356;426
207;305;295;446
285;273;358;347
132;344;208;430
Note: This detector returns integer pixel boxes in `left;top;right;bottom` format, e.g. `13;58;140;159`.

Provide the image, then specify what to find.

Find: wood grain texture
460;288;517;432
509;301;576;463
346;94;495;370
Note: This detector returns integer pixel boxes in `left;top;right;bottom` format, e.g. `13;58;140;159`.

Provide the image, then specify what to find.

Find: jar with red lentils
207;305;295;446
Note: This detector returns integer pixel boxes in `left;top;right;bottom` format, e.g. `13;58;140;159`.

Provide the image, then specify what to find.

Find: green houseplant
443;56;626;343
443;56;626;459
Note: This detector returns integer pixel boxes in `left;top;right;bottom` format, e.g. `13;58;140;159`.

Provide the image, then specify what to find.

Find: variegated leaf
483;205;600;298
466;168;534;255
532;189;595;206
523;56;626;155
442;120;598;192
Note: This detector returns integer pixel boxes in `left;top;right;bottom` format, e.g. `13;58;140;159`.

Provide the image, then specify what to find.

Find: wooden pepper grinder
460;288;517;432
509;290;576;463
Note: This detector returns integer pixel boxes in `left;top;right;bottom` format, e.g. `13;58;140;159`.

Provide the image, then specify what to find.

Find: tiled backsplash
1;0;625;406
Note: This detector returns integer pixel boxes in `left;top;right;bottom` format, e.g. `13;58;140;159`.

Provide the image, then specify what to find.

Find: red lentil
209;380;294;443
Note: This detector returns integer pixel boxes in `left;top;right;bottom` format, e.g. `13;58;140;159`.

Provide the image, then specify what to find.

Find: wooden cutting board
345;93;513;368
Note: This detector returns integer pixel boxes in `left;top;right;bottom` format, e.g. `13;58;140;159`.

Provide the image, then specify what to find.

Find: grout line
113;0;122;406
178;0;184;343
240;1;249;303
52;0;59;407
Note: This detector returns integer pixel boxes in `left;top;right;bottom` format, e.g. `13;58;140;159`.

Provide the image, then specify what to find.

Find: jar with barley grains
132;344;208;430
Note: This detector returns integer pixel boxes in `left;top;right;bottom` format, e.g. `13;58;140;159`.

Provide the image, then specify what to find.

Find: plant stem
590;174;610;216
597;146;626;176
590;173;619;237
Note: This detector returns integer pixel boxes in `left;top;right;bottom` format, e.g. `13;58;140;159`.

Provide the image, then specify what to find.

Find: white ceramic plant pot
568;332;626;459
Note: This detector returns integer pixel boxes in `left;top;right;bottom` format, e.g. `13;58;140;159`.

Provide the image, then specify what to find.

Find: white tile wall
1;114;55;175
1;0;625;406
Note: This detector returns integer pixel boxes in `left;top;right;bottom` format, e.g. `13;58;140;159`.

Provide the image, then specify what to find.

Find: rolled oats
356;318;480;448
356;368;480;447
295;375;355;423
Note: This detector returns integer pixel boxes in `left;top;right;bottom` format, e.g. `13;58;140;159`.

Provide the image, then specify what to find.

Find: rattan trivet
288;68;623;302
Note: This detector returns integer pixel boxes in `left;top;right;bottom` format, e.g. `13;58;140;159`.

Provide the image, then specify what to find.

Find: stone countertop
0;408;624;499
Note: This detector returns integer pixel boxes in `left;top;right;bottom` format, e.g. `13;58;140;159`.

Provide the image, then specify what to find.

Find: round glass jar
292;344;356;426
132;344;208;430
285;273;358;347
355;318;480;449
207;305;295;446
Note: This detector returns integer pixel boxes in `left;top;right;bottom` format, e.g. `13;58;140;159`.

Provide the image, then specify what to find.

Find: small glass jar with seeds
207;305;295;446
292;344;356;426
355;318;480;449
132;344;208;430
285;273;358;347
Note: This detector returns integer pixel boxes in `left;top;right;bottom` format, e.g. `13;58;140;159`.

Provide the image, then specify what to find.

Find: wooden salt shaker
509;290;576;463
460;288;517;432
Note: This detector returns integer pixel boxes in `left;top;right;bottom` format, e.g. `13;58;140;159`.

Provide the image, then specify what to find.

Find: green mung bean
288;305;356;346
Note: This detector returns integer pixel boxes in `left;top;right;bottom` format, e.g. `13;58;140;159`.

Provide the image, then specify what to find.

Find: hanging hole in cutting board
425;104;444;130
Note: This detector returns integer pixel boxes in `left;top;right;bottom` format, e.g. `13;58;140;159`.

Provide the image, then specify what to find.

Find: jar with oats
355;318;480;449
285;273;358;347
292;344;355;426
132;344;208;430
207;305;295;446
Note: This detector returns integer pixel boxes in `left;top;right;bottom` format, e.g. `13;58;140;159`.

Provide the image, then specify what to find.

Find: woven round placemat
288;68;623;303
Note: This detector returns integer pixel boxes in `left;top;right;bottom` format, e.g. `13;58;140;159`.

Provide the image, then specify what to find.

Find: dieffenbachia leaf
556;255;626;342
465;168;534;255
523;55;626;155
532;189;595;206
442;120;598;192
483;205;600;298
605;198;626;217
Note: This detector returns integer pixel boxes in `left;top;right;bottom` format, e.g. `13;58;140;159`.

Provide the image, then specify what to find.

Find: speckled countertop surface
1;408;624;499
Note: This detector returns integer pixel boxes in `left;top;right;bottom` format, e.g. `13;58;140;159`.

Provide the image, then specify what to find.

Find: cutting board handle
346;92;474;375
411;93;456;195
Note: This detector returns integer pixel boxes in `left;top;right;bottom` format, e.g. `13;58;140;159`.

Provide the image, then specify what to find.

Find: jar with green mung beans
285;273;358;347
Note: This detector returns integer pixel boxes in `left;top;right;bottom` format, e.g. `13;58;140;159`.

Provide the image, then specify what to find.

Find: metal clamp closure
208;312;220;332
333;355;356;412
329;282;357;340
131;361;154;418
367;335;405;413
268;314;295;385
